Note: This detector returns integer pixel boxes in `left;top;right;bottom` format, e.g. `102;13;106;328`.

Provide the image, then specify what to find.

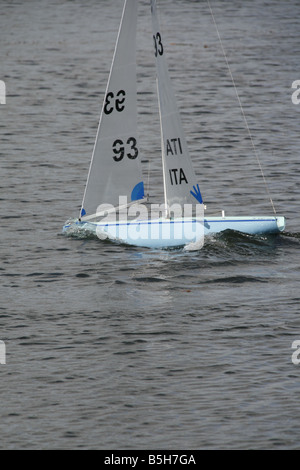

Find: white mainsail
80;0;144;219
151;0;203;210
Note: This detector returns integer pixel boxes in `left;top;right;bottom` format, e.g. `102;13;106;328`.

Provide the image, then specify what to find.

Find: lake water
1;0;300;450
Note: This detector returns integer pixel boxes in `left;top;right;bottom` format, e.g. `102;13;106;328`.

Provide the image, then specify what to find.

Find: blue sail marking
190;184;203;204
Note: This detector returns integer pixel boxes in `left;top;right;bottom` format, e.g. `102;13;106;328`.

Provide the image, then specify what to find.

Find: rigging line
206;0;277;215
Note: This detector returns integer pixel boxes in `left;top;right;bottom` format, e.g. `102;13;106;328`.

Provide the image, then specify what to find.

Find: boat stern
276;216;286;232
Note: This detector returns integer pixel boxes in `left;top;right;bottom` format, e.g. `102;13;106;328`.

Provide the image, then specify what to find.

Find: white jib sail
80;0;144;219
151;0;203;211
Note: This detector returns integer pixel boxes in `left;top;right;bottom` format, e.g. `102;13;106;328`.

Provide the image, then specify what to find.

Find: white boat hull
63;215;285;249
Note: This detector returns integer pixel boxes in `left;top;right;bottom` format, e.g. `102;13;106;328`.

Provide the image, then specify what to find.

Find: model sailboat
63;0;285;249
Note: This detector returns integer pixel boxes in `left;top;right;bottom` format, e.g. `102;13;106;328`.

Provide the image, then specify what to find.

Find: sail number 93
112;137;139;162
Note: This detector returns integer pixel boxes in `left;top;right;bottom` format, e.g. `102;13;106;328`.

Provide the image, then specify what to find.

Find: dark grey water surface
1;0;300;449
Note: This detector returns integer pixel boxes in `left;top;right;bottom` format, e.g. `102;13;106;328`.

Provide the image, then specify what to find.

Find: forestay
80;0;144;219
150;0;203;210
